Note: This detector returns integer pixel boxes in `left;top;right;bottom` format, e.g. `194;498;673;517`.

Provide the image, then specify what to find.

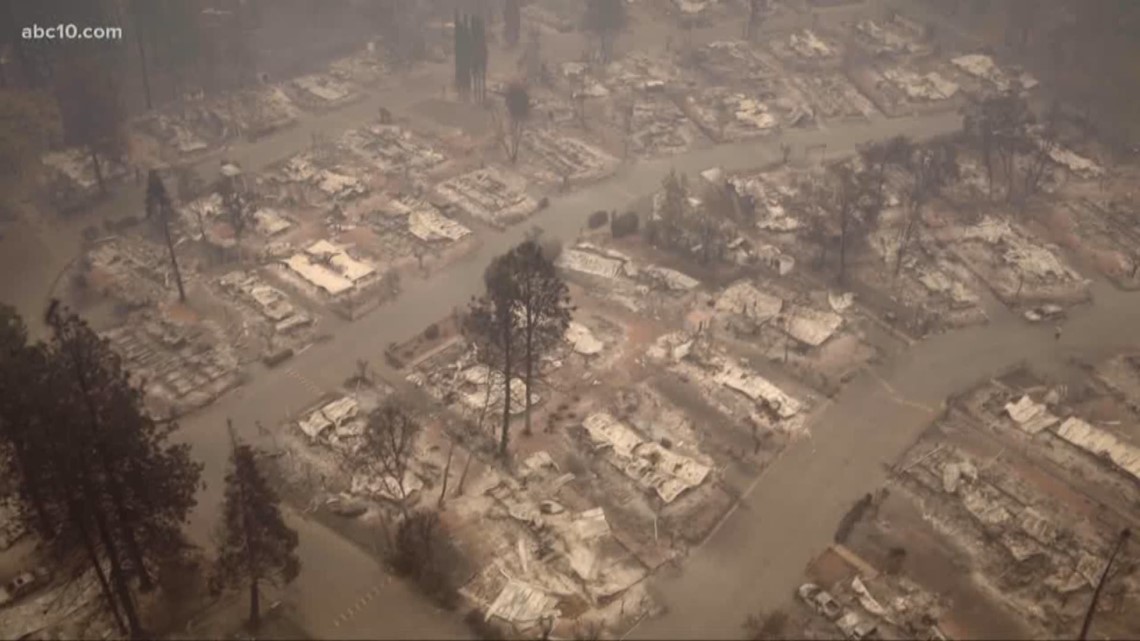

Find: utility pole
1079;528;1131;640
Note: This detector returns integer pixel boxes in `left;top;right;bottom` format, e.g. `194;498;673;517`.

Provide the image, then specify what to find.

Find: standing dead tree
360;400;422;518
218;168;252;262
859;135;914;205
963;91;1034;202
145;171;187;302
813;163;883;285
496;81;531;163
895;141;959;275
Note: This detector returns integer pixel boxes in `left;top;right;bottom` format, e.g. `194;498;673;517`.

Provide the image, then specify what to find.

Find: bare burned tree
361;400;422;517
895;141;959;275
813;163;883;285
859;135;913;204
145;170;187;301
963;91;1034;202
501;81;531;163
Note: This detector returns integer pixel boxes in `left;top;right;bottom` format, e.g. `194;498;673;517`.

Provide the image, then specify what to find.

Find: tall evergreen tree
501;239;573;436
2;303;204;639
211;425;300;633
464;257;523;457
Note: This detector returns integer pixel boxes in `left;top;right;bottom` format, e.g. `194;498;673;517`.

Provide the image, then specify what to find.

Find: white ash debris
951;54;1038;93
338;124;446;175
787;29;837;59
290;73;357;106
519;129;618;184
566;322;605;355
958;218;1082;283
881;67;959;101
434;168;538;228
581;412;711;504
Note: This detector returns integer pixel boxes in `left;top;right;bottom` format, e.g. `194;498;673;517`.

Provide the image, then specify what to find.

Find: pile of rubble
790;73;876;121
949;54;1038;96
268;152;370;206
380;194;473;244
556;243;701;309
1038;139;1104;179
220;86;301;139
86;238;184;308
455;458;656;638
712;280;847;347
338;124;447;176
940;217;1090;306
687;41;779;85
581;411;712;503
131;112;212;158
626;98;700;156
327;48;388;86
279;239;379;300
680;90;781;142
433;168;539;228
796;571;948;640
849;63;960;117
518;129;618;185
217;270;314;335
102;317;241;415
770;29;843;66
863;227;986;332
851;16;931;57
726;168;808;232
602;53;690;94
647;331;809;434
132;85;298;159
42;148;130;198
287;73;359;110
897;433;1137;635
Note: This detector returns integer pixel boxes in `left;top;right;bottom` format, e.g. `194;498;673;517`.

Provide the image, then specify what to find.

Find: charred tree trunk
499;328;512;457
838;213;849;285
438;439;455;508
81;461;142;637
8;440;54;537
90;149;106;196
249;578;261;631
159;203;187;301
69;496;128;636
523;327;533;436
